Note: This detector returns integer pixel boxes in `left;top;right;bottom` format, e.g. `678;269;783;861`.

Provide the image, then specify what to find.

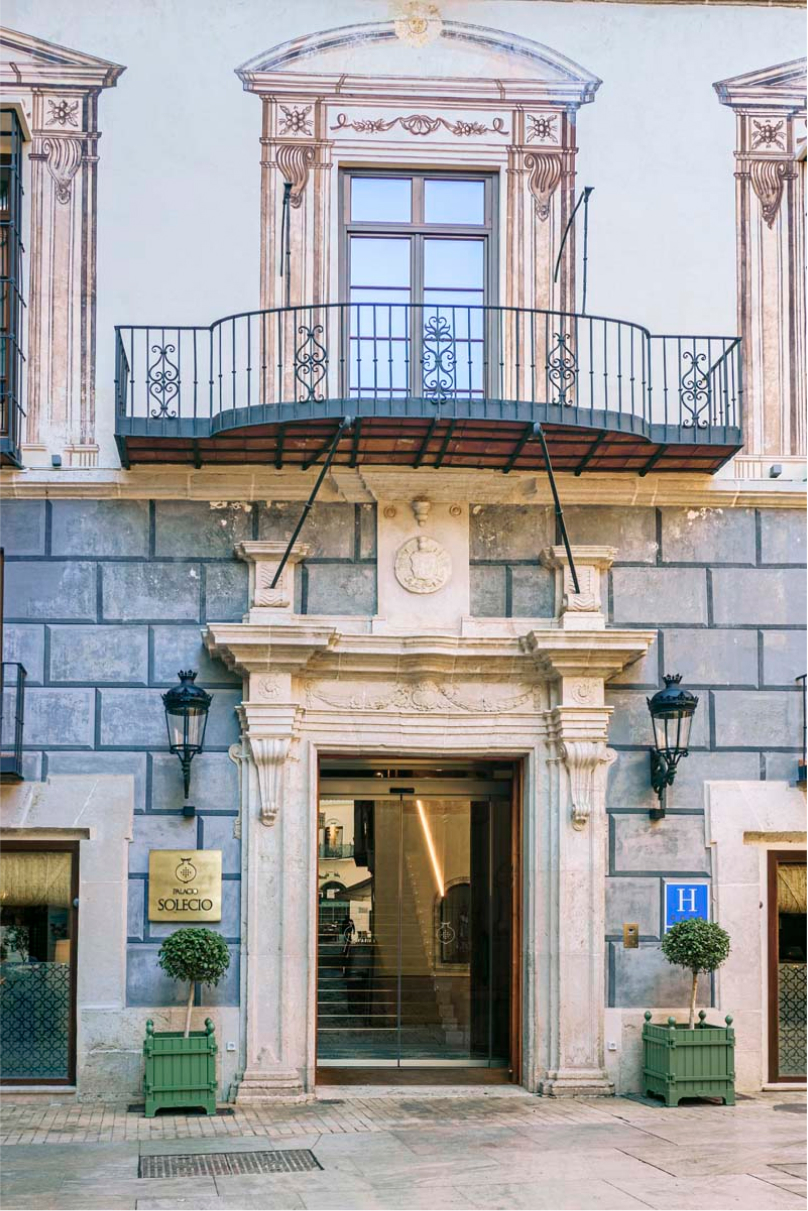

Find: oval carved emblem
394;536;452;595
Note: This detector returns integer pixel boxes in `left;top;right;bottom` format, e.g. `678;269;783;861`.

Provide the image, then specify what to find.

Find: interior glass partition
317;762;514;1068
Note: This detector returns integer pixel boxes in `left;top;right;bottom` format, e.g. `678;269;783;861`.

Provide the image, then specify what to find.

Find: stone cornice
1;466;804;508
236;20;601;108
715;57;807;113
204;618;655;685
0;26;126;90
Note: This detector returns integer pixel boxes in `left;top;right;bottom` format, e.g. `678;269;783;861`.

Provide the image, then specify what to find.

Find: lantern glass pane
677;712;693;751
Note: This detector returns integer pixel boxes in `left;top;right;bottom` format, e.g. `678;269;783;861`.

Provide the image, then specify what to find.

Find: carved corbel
524;151;563;221
560;740;615;831
246;735;292;827
40;135;84;204
276;143;317;208
749;158;794;228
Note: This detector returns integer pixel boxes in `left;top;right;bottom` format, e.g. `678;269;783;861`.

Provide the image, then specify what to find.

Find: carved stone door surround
236;20;601;334
204;542;654;1100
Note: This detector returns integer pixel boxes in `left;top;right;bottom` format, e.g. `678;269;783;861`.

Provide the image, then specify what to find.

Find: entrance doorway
767;851;807;1083
316;759;518;1075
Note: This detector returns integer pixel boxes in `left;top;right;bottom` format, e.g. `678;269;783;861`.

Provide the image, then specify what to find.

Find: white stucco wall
4;0;804;465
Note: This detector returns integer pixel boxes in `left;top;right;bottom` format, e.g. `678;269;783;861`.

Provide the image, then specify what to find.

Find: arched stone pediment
236;19;600;104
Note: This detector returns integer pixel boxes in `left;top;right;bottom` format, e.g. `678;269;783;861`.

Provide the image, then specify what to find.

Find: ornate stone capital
524;151;563;221
559;738;616;831
749;157;795;228
276;142;317;207
236;540;311;617
241;704;303;828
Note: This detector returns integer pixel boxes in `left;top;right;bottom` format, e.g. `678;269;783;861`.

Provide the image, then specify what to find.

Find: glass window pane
425;179;485;225
350;237;411;289
351;178;412;223
0;850;73;1081
424;239;484;291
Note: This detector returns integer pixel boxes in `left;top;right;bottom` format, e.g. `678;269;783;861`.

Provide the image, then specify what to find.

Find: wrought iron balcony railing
0;662;26;782
319;842;355;860
115;303;742;473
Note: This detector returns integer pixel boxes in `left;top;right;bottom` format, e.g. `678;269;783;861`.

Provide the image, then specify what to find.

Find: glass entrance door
317;792;512;1067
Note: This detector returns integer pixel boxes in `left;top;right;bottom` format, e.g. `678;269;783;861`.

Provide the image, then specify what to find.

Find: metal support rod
270;416;351;589
553;187;594;303
534;424;580;594
582;187;592;316
279;182;292;309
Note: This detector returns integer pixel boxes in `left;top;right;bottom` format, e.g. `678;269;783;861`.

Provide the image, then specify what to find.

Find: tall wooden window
341;171;496;402
0;109;24;461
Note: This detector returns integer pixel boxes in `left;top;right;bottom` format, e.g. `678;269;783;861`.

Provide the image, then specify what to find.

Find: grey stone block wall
2;498;377;1009
470;502;806;1009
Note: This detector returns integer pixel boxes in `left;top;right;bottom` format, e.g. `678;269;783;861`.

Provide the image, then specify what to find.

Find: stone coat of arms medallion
394;535;452;594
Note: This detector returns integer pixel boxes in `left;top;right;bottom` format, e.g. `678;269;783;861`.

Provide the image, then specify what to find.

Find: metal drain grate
140;1149;322;1178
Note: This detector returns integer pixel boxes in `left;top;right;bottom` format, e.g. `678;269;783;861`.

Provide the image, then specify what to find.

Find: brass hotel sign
148;850;222;922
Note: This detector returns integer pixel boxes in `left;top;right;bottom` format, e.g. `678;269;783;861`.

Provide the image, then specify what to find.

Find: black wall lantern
162;670;212;818
647;674;699;820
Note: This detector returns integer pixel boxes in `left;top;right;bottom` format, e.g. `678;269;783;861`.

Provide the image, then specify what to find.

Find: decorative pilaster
0;30;125;466
715;59;807;460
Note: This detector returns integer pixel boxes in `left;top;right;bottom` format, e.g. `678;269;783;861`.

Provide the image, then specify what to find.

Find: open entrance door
316;759;518;1080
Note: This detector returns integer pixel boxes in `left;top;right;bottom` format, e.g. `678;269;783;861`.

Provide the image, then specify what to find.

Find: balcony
319;843;355;860
0;662;26;782
114;304;742;474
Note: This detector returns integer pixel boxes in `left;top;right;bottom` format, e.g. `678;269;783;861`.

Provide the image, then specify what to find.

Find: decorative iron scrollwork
294;324;327;402
680;351;710;428
422;315;456;402
547;331;578;405
147;344;179;418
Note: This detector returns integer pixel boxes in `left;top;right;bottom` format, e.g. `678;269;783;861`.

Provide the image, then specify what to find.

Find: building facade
0;1;805;1104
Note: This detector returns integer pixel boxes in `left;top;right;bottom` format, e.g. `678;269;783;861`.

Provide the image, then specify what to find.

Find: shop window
0;843;78;1083
768;852;807;1082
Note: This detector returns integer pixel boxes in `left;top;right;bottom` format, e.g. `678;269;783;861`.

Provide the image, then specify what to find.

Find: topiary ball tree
661;918;731;1029
157;928;230;1037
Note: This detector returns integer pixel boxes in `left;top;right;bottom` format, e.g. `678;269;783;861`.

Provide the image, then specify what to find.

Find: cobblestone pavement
1;1087;805;1210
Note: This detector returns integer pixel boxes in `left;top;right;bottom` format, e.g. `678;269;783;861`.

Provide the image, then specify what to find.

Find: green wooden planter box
143;1017;217;1117
642;1010;735;1107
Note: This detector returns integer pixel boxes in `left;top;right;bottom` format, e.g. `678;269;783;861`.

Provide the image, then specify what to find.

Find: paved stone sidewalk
1;1088;805;1210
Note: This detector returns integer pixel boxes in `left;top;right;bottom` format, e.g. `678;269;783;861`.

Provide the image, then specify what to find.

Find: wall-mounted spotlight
647;675;699;821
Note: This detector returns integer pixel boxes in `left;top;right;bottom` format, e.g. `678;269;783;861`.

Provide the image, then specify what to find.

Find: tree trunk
184;980;195;1038
688;969;698;1029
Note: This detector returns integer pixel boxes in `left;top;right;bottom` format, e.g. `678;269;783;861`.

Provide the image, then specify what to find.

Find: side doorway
767;850;807;1084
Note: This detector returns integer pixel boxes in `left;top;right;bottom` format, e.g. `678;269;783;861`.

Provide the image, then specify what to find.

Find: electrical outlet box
226;1041;236;1052
623;922;639;949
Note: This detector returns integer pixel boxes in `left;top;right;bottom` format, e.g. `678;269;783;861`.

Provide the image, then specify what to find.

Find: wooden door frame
0;839;80;1086
767;849;807;1084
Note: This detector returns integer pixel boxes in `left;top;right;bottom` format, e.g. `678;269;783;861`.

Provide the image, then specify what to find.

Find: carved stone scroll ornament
305;679;539;715
560;740;614;831
329;113;509;138
524;151;563;222
276;142;316;208
246;735;291;826
749;158;794;229
40;136;83;204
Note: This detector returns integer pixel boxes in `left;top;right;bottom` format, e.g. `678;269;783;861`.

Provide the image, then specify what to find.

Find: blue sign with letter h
665;882;708;931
